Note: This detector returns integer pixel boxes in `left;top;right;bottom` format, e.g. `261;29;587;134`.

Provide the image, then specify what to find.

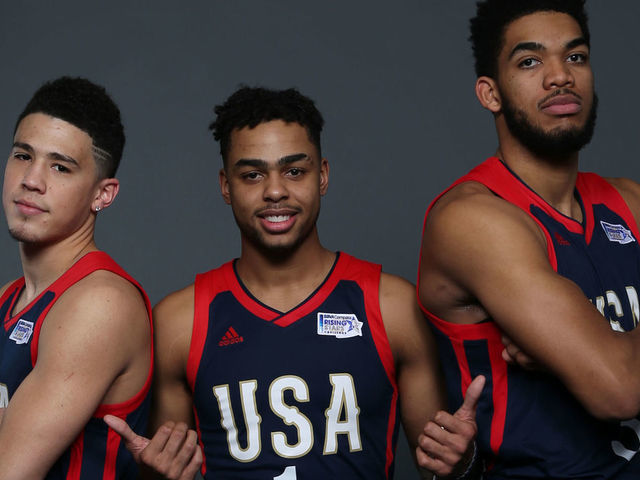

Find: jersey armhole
186;272;212;391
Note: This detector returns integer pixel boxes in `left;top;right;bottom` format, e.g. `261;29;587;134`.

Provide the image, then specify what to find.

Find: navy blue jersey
0;251;153;480
419;157;640;479
187;252;399;479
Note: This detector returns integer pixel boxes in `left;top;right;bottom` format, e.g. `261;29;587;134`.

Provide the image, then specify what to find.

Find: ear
475;76;502;113
219;168;231;205
319;158;329;196
92;178;120;212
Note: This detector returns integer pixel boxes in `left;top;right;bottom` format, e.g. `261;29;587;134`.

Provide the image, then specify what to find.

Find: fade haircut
470;0;590;78
15;76;125;178
209;86;324;164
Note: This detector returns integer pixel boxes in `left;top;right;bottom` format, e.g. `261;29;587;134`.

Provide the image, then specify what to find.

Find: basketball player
418;1;640;478
0;77;153;479
106;86;484;479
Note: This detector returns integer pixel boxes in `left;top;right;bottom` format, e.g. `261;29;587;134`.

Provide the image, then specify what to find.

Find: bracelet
434;441;483;480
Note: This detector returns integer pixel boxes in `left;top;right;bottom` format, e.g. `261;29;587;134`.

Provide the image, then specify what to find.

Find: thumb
104;414;150;460
454;375;486;422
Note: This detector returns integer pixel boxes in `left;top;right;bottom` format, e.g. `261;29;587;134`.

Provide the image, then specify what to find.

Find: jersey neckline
225;251;349;327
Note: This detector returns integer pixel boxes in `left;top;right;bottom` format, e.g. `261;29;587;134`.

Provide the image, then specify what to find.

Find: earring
95;206;101;212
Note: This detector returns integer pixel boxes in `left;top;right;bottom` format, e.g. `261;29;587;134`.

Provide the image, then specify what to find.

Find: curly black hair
470;0;590;78
15;76;125;178
209;86;324;164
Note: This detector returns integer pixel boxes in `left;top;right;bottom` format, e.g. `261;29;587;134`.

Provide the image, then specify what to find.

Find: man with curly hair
418;1;640;478
107;86;484;480
0;77;153;478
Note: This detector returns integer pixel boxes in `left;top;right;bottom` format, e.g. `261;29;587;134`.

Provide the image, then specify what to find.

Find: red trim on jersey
577;172;640;245
1;279;24;331
223;262;281;320
347;258;398;476
66;430;84;480
428;313;508;456
274;254;350;327
487;336;508;456
192;406;207;476
103;428;121;480
188;271;217;390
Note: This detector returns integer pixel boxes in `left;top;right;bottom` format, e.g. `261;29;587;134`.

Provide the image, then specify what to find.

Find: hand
416;375;485;477
104;414;202;480
501;334;542;371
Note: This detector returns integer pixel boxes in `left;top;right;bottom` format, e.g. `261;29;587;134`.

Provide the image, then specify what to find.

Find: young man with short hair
418;1;640;478
0;77;153;479
108;86;483;479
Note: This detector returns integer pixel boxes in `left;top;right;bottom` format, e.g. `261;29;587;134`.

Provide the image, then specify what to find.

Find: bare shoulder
154;283;195;331
427;181;543;239
51;269;148;331
0;279;18;297
153;283;195;372
379;273;430;356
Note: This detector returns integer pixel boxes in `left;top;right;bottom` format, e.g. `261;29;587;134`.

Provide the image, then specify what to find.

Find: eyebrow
508;36;588;60
13;141;79;167
233;153;310;169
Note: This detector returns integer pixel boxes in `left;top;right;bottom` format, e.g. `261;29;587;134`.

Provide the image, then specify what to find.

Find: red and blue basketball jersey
0;251;153;480
419;157;640;479
187;252;399;479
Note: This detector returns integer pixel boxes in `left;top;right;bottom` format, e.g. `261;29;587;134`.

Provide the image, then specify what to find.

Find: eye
567;53;587;63
242;171;263;181
13;152;31;161
52;164;70;173
519;57;541;69
286;167;304;177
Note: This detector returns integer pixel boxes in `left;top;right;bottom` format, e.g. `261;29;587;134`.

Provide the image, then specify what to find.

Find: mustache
537;88;582;109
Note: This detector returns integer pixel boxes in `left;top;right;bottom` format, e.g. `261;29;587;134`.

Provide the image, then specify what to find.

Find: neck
18;233;98;305
236;228;335;311
496;124;581;220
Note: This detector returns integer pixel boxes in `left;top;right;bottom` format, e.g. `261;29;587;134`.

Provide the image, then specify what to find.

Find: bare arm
107;284;202;480
380;273;479;478
420;184;640;419
0;272;150;479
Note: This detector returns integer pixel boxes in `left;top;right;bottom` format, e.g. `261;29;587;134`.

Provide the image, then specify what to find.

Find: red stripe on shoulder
340;255;399;475
187;263;231;390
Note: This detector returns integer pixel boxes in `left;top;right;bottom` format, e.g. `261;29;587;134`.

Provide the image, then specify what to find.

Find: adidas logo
554;231;570;246
219;326;244;347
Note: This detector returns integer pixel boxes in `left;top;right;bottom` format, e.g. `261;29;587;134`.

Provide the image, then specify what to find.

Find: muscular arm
381;273;479;478
0;272;150;479
150;285;196;431
420;184;640;419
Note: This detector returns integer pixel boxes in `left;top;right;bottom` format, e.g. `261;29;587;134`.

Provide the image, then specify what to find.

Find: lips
15;199;46;216
257;208;298;233
540;93;582;115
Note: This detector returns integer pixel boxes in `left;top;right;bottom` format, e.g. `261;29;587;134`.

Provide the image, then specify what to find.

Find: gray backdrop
2;1;639;478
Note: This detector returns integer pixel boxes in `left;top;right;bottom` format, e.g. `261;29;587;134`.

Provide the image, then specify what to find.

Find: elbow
582;379;640;420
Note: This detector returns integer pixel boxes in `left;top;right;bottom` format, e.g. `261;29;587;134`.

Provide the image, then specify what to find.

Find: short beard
501;90;598;161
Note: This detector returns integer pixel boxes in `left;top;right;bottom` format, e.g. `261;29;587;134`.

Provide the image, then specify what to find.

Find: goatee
501;90;598;161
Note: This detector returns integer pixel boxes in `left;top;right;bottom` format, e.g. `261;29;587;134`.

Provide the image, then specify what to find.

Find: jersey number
0;383;8;408
274;466;296;480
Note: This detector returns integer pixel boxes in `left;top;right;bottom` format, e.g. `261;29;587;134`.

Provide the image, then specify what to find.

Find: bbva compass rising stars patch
600;221;636;245
9;319;34;345
317;312;363;338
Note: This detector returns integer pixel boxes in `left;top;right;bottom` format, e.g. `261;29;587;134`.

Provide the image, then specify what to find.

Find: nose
21;161;46;193
543;58;574;90
263;173;289;202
